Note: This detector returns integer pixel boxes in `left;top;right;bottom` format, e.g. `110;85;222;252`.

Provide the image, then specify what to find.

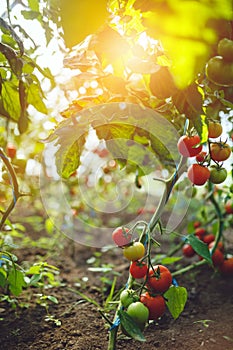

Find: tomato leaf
118;309;146;342
186;233;212;265
8;269;27;296
164;285;188;320
60;0;108;47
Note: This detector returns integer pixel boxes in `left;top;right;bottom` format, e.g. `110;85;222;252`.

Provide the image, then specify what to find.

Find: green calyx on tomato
126;301;149;324
123;242;145;261
209;166;227;184
120;289;139;308
205;56;233;87
217;38;233;63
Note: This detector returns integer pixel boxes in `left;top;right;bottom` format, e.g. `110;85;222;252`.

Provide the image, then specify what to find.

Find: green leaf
193;114;208;143
29;273;42;285
1;80;21;121
56;135;86;179
142;0;232;88
60;0;108;47
161;256;182;265
0;270;7;287
164;286;188;320
21;10;41;20
26;80;47;114
47;295;59;304
186;233;212;264
8;269;27;296
118;309;146;342
28;0;39;12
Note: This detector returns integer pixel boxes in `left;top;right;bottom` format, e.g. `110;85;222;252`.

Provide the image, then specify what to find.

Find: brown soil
0;218;233;350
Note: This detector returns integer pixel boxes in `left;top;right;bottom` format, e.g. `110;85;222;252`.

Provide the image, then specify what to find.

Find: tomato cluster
112;227;175;325
182;222;233;275
177;121;231;186
206;38;233;87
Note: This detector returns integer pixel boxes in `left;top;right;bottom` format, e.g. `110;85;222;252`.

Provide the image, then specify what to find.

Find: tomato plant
187;164;210;186
130;260;148;279
140;292;166;320
123;242;145;261
146;265;172;293
177;135;202;157
112;227;132;247
224;201;233;214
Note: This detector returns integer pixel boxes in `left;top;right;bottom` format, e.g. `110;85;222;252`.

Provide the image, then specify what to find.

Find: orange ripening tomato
177;135;202;157
208;121;223;138
210;142;231;162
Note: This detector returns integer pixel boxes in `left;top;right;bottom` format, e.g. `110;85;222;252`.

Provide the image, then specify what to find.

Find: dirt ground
0;214;233;350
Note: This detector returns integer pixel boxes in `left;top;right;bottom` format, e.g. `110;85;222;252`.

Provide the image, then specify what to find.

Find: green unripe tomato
127;301;149;324
120;289;139;308
209;166;227;184
205;56;233;87
218;38;233;62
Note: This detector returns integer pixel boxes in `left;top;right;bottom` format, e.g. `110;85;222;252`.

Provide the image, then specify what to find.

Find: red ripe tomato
6;143;17;159
195;151;207;163
219;258;233;276
210;142;231;162
194;227;206;238
208;121;223;138
112;227;132;247
202;234;215;244
146;265;172;293
209;240;224;253
187;164;210;186
130;260;148;279
123;242;145;261
182;244;195;257
177;135;202;157
211;248;224;267
224;201;233;214
193;221;201;228
140;292;166;320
